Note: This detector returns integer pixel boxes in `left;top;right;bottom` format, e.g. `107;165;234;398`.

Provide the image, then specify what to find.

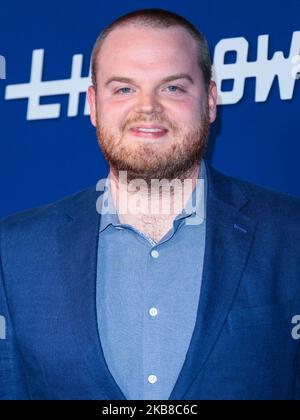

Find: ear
208;81;218;123
87;85;97;127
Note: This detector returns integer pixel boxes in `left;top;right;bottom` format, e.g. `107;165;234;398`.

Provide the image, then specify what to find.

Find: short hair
91;8;212;92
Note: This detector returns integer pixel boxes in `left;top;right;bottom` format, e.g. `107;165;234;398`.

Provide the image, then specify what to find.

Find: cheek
171;94;201;112
170;103;201;124
102;98;132;116
96;100;123;123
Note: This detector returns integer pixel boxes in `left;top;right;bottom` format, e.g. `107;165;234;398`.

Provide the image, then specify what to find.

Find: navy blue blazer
1;162;300;400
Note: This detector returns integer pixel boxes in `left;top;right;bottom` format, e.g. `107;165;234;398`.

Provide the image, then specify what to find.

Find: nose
133;90;163;115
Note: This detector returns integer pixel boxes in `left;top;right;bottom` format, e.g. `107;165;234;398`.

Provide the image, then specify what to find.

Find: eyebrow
104;73;194;87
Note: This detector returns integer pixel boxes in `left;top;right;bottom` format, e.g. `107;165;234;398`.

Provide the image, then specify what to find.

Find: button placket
145;247;162;393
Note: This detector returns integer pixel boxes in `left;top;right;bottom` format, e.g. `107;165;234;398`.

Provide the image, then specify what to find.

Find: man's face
88;25;217;183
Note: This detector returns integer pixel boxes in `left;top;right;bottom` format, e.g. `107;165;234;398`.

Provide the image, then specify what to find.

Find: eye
164;85;186;93
114;87;134;95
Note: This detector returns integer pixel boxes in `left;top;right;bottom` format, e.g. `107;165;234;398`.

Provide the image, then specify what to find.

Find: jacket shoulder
0;186;96;235
209;164;300;222
237;176;300;222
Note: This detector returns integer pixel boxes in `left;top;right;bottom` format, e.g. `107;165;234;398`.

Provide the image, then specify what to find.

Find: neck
108;162;201;221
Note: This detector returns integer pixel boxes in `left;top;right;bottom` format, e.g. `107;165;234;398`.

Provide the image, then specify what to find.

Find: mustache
121;116;176;132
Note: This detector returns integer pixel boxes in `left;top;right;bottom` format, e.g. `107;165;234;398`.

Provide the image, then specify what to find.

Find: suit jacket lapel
57;187;127;400
169;163;257;400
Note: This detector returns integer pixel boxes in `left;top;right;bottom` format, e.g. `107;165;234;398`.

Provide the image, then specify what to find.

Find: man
0;8;300;400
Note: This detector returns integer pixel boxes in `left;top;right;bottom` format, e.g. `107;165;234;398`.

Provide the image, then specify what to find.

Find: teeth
136;128;164;133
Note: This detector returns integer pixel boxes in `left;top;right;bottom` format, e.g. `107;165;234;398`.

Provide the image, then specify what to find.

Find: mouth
129;125;169;139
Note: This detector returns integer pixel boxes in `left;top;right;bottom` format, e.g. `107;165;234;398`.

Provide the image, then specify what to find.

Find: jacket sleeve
0;223;28;400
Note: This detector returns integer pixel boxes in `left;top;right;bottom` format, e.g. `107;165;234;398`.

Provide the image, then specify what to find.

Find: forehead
97;25;200;81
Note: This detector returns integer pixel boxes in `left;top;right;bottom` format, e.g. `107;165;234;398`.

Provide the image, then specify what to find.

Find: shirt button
149;307;158;317
151;250;160;258
148;375;158;384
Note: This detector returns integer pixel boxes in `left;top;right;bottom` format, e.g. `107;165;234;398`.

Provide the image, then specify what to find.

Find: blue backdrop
0;0;299;219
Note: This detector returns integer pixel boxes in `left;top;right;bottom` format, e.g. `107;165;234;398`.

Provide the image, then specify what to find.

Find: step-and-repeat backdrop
0;0;299;218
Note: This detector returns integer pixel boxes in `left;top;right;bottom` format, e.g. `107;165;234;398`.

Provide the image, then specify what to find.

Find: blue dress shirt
96;160;207;400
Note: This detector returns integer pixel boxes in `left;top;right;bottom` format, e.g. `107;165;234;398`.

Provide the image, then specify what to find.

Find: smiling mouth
129;126;169;138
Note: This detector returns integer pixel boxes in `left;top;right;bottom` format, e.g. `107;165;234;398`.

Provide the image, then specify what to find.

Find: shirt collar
172;159;206;227
99;159;207;233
